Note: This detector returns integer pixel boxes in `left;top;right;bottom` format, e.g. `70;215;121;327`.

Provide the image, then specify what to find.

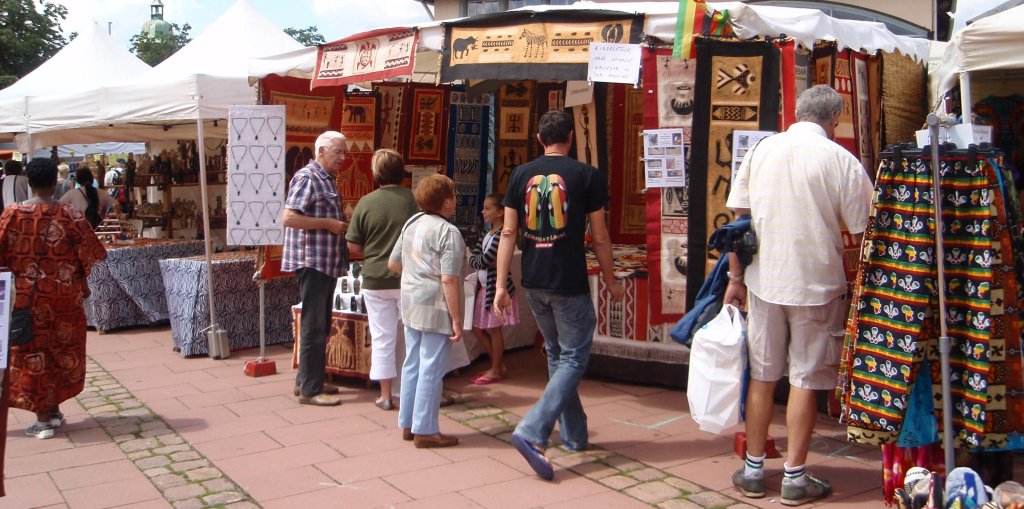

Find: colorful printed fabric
446;90;490;232
0;203;108;414
845;151;994;448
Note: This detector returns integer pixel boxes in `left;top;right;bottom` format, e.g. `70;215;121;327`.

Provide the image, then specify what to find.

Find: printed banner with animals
313;28;418;89
440;12;643;82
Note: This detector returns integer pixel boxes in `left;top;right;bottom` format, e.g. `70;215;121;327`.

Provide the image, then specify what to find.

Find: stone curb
442;398;743;509
77;358;261;509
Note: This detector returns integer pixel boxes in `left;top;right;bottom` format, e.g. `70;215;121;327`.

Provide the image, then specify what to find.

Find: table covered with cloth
160;251;299;357
85;239;205;332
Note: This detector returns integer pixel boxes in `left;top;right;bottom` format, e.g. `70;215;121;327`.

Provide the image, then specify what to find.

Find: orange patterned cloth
0;203;107;414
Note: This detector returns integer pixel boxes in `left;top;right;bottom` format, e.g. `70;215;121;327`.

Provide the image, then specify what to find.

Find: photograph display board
227;105;287;246
643;128;686;188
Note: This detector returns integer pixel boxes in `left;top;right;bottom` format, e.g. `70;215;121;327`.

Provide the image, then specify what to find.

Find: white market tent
930;3;1024;116
249;1;930;82
0;22;151;139
10;0;303;152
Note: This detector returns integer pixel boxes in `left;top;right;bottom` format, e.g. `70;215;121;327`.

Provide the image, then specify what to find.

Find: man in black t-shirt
494;110;623;480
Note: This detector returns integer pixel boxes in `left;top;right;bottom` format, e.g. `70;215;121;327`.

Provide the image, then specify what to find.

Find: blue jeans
514;290;596;450
398;326;451;435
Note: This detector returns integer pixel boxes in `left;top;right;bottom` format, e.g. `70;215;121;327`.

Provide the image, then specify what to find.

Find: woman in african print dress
0;158;107;439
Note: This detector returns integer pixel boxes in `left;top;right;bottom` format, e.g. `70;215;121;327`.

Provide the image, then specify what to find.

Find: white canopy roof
0;22;151;134
930;4;1024;106
249;1;929;83
13;0;303;151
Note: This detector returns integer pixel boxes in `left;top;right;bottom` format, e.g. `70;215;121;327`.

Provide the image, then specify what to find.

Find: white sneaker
49;411;65;428
26;422;55;439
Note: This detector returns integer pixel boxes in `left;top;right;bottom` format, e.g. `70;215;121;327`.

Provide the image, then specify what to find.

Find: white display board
0;272;12;369
643;128;686;188
731;130;775;181
227;105;286;246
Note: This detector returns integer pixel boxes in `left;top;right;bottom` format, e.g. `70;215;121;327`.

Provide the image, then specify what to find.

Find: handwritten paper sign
587;43;642;86
565;81;594;108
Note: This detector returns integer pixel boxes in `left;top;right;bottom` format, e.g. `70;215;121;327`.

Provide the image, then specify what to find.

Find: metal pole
927;112;955;475
196;118;226;358
257;249;267;361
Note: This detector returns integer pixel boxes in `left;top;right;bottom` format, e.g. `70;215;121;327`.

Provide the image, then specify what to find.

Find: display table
85;239;205;333
160;252;299;357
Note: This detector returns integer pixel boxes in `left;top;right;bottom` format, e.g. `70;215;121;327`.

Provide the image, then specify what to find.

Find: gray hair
314;131;347;156
796;85;843;124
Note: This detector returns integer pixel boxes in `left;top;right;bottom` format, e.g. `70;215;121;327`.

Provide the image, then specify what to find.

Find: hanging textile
373;82;410;158
440;11;643;82
843;148;1001;449
686;38;779;309
312;28;418;89
642;46;694;323
973;94;1024;178
258;75;347;280
608;85;646;244
446;90;491;232
337;92;377;214
406;85;450;165
494;81;534;195
880;52;927;148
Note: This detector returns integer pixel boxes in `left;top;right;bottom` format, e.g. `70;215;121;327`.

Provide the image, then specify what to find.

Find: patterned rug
495;81;533;195
686;38;779;309
407;85;449;165
608;85;646;244
440;11;643;82
337;92;377;215
641;46;693;323
258;75;347;280
447;90;491;233
373;82;409;157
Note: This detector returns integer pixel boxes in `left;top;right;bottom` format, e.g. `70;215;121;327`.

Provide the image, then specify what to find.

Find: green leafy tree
129;22;192;66
0;0;69;89
284;26;325;47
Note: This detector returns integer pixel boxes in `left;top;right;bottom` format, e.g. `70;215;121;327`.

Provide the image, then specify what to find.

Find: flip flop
511;434;553;480
472;374;504;385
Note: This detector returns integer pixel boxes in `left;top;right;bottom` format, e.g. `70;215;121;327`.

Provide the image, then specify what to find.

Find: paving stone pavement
76;358;259;509
440;400;751;509
70;354;756;509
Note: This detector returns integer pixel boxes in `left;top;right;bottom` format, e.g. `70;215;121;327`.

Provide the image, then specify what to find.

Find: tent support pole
959;72;973;122
197;117;227;358
927;113;955;476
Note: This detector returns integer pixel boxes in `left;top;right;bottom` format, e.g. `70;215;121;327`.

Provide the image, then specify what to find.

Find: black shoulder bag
9;207;57;346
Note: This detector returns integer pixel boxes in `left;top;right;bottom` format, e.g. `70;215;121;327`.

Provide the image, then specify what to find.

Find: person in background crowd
388;173;465;448
0;158;107;439
282;130;350;406
494;109;623;480
724;85;873;506
55;163;74;199
346;148;419;411
2;159;30;206
468;193;519;385
60;168;118;229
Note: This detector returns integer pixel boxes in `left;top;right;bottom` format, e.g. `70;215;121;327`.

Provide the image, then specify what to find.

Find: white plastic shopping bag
463;277;476;331
686;304;748;434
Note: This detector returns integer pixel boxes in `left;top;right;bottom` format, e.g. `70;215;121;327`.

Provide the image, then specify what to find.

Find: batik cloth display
495;81;533;195
841;147;1024;450
687;38;779;309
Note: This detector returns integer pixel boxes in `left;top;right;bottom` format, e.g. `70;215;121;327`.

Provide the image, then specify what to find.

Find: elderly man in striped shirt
282;131;351;406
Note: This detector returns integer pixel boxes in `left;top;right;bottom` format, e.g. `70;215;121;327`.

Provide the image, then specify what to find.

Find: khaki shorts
746;291;848;390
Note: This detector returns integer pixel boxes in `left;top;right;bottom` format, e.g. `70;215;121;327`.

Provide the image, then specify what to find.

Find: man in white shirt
724;85;873;506
105;158;127;187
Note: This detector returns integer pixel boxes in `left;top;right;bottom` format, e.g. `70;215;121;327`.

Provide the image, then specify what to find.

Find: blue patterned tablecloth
85;239;206;332
160;252;299;357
